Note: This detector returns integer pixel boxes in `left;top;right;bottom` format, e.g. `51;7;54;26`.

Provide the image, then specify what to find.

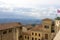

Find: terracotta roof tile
42;18;52;21
0;22;22;30
31;24;43;31
23;30;31;35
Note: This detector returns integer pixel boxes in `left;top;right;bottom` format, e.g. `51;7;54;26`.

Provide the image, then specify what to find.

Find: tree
55;17;60;20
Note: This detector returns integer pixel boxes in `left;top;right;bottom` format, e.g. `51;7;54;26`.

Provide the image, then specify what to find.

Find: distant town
0;17;60;40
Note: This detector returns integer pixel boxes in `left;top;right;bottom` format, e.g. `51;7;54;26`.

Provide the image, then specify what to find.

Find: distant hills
0;11;41;24
0;18;41;25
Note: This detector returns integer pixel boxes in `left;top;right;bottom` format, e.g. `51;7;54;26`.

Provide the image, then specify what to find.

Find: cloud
0;7;59;19
0;0;60;8
0;0;60;19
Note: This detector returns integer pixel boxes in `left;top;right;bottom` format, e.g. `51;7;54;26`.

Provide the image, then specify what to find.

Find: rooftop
23;30;31;35
42;18;52;21
0;22;22;30
30;24;43;32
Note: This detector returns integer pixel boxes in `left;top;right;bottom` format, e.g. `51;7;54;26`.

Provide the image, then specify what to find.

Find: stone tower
42;18;53;40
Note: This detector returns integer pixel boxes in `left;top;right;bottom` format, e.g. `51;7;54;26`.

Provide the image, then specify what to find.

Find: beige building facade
0;18;57;40
23;31;31;40
31;31;43;40
22;18;55;40
55;20;60;34
42;18;53;40
0;22;23;40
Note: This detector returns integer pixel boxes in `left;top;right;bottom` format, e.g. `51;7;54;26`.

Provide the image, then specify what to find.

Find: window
32;37;34;40
9;29;12;32
45;34;48;39
18;35;22;40
52;23;54;26
28;36;29;40
35;33;37;36
38;39;40;40
19;35;22;38
44;25;49;29
25;36;26;39
35;38;37;40
51;30;55;33
27;28;31;30
20;27;22;29
3;31;7;34
39;34;40;36
32;33;34;35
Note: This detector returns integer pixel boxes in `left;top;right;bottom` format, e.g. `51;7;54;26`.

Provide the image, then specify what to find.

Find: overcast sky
0;0;60;19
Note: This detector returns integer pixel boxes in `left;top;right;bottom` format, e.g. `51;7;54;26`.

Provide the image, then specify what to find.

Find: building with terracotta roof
0;22;23;40
30;24;43;40
42;18;55;40
23;30;31;40
22;18;55;40
22;24;40;40
22;24;33;32
0;18;58;40
22;24;34;40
